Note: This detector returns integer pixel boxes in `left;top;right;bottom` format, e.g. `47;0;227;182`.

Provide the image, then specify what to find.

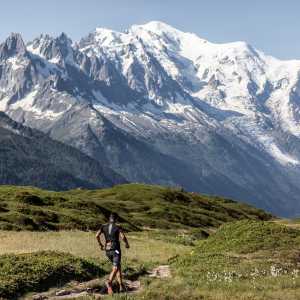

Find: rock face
1;22;300;216
0;112;126;190
0;33;27;60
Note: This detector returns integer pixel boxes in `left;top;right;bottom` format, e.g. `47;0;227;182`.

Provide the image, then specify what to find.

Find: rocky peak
27;32;74;65
0;33;27;60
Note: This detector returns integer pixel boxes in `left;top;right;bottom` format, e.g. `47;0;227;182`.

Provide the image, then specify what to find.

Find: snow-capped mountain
1;21;300;216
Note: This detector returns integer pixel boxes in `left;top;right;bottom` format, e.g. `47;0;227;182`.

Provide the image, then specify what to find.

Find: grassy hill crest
196;220;300;254
0;184;272;232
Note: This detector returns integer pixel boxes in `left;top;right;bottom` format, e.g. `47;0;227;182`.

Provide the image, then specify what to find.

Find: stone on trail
148;265;171;278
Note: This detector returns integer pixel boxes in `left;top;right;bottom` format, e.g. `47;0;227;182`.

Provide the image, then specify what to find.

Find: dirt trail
29;265;171;300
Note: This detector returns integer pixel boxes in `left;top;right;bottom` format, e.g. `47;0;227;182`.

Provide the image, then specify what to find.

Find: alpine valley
1;21;300;217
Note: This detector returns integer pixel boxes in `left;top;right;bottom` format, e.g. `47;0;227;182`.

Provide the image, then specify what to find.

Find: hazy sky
1;0;300;59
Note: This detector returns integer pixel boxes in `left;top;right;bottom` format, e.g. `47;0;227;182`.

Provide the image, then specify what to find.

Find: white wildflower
270;265;281;277
291;269;299;278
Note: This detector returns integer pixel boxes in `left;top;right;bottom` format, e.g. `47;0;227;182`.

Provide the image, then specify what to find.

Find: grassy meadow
0;184;299;299
0;220;299;300
0;230;192;268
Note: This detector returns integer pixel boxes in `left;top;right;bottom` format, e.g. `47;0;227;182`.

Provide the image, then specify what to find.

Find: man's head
109;212;117;223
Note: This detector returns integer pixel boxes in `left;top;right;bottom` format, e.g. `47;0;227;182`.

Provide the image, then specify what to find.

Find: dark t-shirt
101;223;121;251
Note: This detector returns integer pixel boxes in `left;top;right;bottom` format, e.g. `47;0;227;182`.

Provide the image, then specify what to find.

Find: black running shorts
106;249;121;267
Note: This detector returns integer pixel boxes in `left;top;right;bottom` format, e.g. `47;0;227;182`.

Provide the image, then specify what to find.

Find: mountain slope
0;112;125;189
0;183;272;231
0;24;300;216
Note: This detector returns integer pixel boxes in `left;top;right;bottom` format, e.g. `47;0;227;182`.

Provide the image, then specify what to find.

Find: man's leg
116;265;125;292
107;266;118;295
112;251;124;292
105;251;117;295
109;266;118;282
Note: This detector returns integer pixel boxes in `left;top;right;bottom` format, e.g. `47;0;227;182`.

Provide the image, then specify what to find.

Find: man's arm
96;226;104;250
120;228;130;249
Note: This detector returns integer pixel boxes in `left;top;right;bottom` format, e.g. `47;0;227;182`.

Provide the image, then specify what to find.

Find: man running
96;213;130;295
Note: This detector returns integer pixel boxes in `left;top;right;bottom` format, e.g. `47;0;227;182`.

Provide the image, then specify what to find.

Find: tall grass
0;230;191;267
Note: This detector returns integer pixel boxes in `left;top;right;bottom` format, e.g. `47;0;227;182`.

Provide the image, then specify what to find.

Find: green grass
0;230;192;269
2;184;298;300
98;220;300;300
166;220;300;300
0;221;299;300
0;230;192;299
196;220;300;254
0;251;105;300
0;184;272;232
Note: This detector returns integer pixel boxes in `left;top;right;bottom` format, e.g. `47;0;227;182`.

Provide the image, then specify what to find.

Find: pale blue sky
1;0;299;59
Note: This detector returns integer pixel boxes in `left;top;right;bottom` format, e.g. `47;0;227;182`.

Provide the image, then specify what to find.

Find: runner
96;213;130;295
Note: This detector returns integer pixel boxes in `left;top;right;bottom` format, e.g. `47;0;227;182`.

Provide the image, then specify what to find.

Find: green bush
0;251;105;299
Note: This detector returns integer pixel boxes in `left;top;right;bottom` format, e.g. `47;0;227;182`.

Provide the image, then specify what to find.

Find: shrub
0;251;105;299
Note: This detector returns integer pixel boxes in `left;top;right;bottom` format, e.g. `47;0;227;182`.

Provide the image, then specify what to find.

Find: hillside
167;220;300;300
0;220;299;299
0;112;126;190
0;184;272;231
196;219;300;254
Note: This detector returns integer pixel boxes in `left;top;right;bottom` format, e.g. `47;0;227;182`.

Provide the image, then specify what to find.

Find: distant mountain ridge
0;112;126;190
1;22;300;216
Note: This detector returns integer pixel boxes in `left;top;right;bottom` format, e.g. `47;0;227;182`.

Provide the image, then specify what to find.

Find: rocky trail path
29;265;171;300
